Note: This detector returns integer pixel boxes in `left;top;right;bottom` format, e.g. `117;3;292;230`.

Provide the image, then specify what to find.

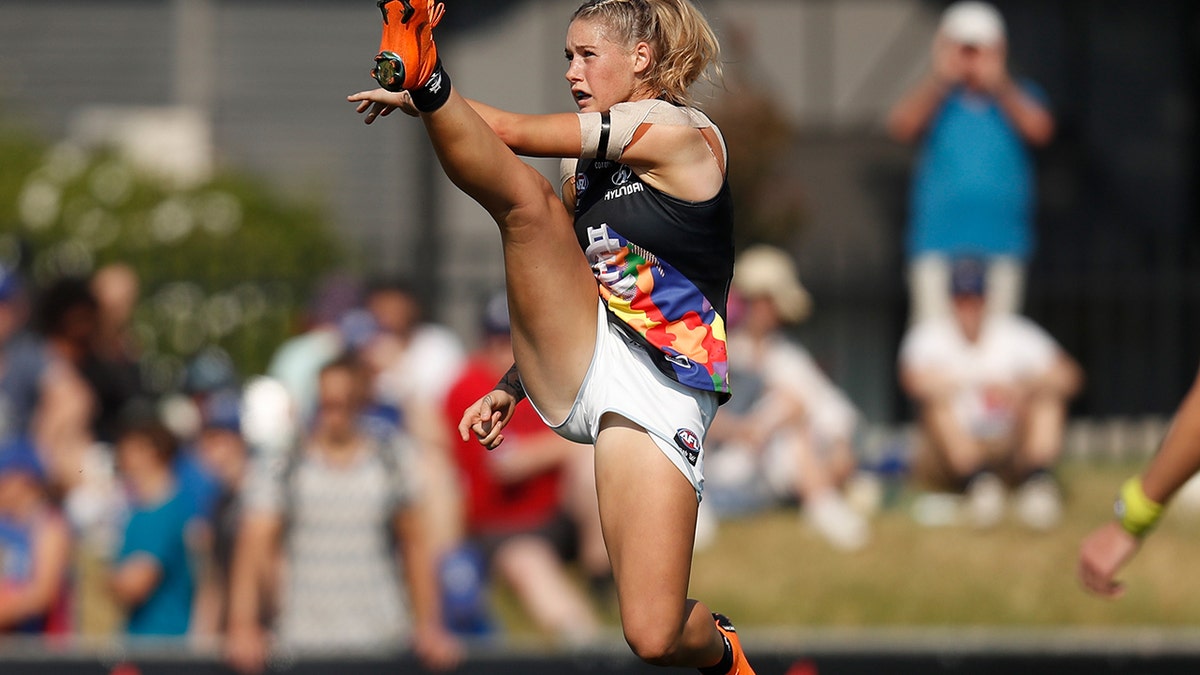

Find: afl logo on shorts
674;428;701;466
576;173;589;196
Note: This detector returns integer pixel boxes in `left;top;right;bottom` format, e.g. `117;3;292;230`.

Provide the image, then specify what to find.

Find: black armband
495;363;527;403
409;59;452;113
597;112;611;160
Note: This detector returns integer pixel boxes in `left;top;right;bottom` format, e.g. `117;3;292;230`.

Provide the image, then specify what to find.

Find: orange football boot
372;0;446;91
712;613;756;675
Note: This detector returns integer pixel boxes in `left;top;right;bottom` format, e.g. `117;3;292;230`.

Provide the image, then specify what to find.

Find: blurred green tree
0;121;345;392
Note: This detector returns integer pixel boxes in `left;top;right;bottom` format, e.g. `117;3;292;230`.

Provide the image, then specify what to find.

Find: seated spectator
899;257;1082;530
703;246;870;551
226;354;459;674
0;437;72;635
108;418;197;636
442;293;606;643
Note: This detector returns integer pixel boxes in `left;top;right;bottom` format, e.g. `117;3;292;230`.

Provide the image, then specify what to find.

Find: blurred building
0;0;1196;424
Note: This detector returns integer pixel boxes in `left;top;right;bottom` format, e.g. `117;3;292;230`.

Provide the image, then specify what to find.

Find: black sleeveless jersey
571;155;735;398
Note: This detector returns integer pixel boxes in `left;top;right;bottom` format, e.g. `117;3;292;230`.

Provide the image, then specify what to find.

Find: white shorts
527;300;720;501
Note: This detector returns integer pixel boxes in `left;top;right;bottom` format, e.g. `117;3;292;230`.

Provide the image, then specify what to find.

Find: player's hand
347;88;420;124
1078;521;1141;598
413;623;464;671
458;389;518;450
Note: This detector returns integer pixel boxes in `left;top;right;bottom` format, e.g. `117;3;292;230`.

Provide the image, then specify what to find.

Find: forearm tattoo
495;363;527;403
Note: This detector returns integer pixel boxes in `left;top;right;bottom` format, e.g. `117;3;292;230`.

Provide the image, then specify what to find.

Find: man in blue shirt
887;1;1055;323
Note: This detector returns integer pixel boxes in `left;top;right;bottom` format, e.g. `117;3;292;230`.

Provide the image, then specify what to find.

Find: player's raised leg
352;0;598;421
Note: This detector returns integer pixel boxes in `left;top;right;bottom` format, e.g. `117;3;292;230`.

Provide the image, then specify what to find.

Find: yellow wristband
1115;476;1164;537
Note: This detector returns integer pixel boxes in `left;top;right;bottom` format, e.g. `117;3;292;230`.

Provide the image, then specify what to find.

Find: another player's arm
1079;369;1200;597
1139;370;1200;506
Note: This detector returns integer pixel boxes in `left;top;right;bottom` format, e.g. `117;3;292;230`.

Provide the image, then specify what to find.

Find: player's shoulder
611;99;714;130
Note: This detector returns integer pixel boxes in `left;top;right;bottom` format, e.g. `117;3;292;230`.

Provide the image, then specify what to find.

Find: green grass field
493;461;1200;637
690;461;1200;628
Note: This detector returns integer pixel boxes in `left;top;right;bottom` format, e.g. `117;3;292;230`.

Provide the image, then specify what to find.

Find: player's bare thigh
593;415;697;631
497;165;599;422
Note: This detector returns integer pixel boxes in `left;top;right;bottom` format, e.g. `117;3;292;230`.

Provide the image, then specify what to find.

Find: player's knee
622;620;683;665
504;166;560;225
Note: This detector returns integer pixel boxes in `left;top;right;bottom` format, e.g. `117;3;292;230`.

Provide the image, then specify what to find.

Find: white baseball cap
940;1;1006;47
733;245;813;324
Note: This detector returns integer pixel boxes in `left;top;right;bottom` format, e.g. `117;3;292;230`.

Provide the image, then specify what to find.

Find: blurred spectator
1;270;95;496
183;347;240;405
175;349;244;533
182;391;250;639
365;279;465;415
362;279;466;563
266;272;363;424
899;258;1082;530
31;277;123;638
702;246;870;552
0;264;44;450
84;263;148;445
886;1;1054;322
108;418;197;636
442;293;606;643
32;276;101;491
0;437;72;634
226;354;459;673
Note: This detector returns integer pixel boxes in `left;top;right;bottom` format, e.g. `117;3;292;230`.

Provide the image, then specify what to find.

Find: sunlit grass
690;461;1200;628
491;461;1200;640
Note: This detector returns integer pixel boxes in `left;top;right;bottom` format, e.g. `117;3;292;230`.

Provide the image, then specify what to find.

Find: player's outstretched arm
1079;368;1200;597
348;86;583;159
